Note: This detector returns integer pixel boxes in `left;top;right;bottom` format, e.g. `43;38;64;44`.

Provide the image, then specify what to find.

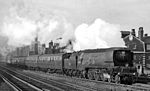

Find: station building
121;27;150;74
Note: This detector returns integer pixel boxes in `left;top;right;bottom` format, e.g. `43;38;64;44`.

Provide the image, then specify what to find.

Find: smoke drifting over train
73;19;124;51
1;2;125;51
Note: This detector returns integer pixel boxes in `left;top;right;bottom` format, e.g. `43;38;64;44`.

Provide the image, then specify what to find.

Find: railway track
67;75;150;90
2;63;150;91
22;71;98;91
0;70;42;91
61;74;150;91
0;65;98;91
25;70;150;91
0;74;22;91
0;74;16;91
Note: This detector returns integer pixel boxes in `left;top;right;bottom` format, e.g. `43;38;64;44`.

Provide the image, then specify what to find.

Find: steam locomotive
6;46;138;84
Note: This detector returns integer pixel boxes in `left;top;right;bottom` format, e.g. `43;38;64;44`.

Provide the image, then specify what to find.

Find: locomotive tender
7;47;137;84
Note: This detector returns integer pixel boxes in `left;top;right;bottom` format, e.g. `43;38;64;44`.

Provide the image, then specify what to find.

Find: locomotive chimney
138;27;144;40
131;29;136;36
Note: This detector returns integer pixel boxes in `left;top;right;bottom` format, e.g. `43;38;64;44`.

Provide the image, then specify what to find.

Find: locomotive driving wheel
87;71;94;80
94;73;100;81
108;77;112;83
79;71;85;78
76;70;80;77
115;75;120;84
100;73;105;81
122;76;133;85
47;69;51;73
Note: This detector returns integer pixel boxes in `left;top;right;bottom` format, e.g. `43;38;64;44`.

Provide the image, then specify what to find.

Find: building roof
121;30;150;44
121;31;130;34
142;36;150;43
120;31;130;38
122;34;145;52
121;28;150;52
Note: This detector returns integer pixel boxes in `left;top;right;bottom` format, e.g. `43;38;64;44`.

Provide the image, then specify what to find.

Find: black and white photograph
0;0;150;91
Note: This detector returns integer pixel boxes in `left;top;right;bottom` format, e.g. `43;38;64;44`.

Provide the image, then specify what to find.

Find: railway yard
0;62;150;91
2;34;150;91
1;0;150;90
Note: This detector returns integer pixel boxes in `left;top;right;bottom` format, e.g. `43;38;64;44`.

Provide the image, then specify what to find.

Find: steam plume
1;5;74;47
1;1;125;52
73;19;124;51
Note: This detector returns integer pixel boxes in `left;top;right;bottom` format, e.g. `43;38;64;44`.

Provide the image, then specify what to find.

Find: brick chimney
131;29;136;36
138;27;144;40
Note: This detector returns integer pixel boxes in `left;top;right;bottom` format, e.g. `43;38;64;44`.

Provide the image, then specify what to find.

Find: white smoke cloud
1;1;125;52
73;19;125;51
1;5;75;47
2;14;37;46
37;16;75;46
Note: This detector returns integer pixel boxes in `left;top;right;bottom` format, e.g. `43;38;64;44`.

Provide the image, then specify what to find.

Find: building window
146;44;150;51
128;43;136;50
148;56;150;60
133;55;136;60
133;44;137;49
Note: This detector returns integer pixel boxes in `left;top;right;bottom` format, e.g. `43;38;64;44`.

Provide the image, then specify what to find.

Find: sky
0;0;150;51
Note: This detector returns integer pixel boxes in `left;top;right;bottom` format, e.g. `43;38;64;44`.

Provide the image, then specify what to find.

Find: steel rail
1;66;65;91
0;74;22;91
0;69;43;91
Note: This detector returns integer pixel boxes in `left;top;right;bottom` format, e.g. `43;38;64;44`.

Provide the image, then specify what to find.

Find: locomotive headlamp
133;73;136;75
125;63;129;67
121;51;126;56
